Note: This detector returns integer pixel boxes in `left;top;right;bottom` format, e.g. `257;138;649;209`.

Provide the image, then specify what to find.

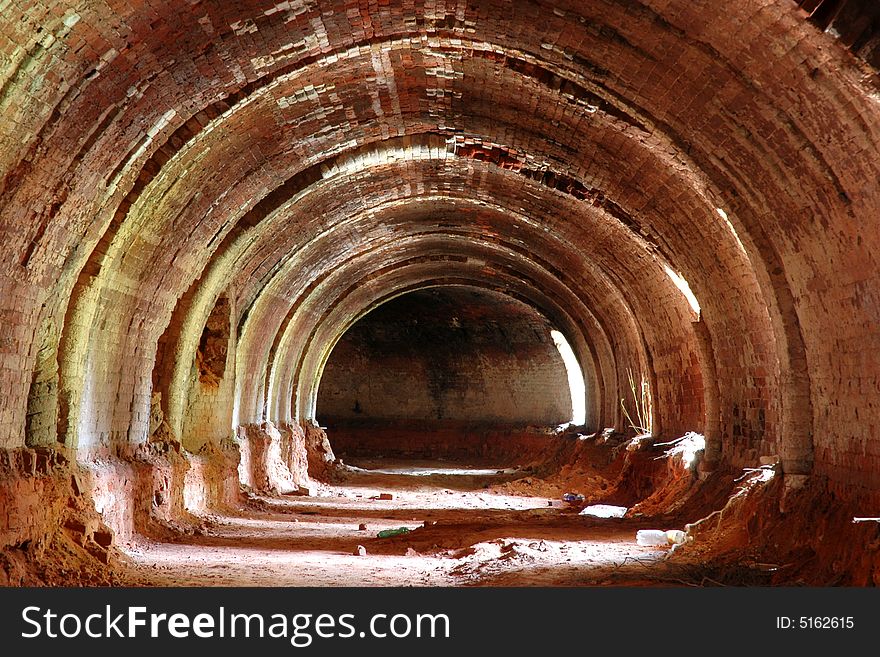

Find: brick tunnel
1;0;879;586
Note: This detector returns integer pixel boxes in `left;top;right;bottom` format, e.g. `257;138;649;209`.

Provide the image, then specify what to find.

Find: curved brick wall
1;0;879;555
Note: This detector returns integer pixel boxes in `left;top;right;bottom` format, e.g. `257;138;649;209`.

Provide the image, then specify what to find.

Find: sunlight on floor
120;459;674;587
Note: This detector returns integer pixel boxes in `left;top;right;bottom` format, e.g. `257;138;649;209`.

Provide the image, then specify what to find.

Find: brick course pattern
0;0;879;557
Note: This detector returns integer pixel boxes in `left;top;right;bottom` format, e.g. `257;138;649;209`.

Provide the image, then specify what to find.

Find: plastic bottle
636;529;669;546
666;529;687;545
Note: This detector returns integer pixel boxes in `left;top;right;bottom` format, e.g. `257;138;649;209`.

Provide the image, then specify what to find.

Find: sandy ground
123;458;679;587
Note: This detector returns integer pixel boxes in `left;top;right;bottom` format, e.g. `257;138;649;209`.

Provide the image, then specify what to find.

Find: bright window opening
550;330;586;426
716;207;747;254
664;265;701;316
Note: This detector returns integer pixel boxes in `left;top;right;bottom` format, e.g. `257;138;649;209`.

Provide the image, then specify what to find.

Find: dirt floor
4;430;876;587
123;457;693;586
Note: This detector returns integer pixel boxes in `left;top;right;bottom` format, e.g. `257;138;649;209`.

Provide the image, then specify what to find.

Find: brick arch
2;1;877;499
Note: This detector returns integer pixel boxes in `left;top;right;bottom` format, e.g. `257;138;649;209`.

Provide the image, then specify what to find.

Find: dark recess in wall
317;286;575;456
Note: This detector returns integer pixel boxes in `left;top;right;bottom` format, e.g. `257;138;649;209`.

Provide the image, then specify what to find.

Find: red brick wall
0;1;877;549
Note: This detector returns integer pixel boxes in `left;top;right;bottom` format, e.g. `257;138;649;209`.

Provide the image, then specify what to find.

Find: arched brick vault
1;0;878;507
227;174;688;429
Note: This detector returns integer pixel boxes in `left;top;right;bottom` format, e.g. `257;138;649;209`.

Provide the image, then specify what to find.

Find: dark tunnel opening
315;286;586;463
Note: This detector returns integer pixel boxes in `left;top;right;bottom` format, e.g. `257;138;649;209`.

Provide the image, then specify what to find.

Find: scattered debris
377;527;411;538
579;504;627;518
636;529;669;546
562;492;585;506
734;465;776;483
636;529;688;546
282;485;315;497
654;432;706;470
666;530;687;545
